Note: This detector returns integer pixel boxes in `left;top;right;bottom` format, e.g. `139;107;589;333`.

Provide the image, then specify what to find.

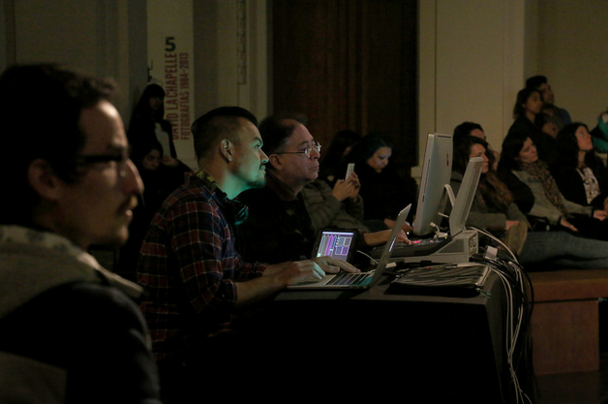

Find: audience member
526;75;572;130
318;129;361;184
497;131;608;241
552;123;608;239
136;107;356;402
302;175;364;232
454;133;608;269
116;140;190;280
238;115;409;264
127;83;189;170
302;177;411;249
0;64;162;403
340;132;418;231
508;87;559;166
453;121;500;170
452;134;528;253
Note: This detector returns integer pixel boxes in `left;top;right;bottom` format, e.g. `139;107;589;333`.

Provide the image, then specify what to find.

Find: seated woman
554;123;608;206
453;121;500;170
451;135;528;253
552;122;608;240
498;131;608;240
117;140;191;279
454;134;608;269
339;132;417;231
318;129;361;184
508;87;559;166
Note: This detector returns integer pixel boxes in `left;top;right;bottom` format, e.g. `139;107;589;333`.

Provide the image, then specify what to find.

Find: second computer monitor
412;132;453;236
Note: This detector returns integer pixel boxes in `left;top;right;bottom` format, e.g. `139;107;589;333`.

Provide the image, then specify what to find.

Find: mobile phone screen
345;163;355;179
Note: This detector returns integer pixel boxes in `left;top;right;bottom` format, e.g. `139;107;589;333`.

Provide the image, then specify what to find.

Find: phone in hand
345;163;355;180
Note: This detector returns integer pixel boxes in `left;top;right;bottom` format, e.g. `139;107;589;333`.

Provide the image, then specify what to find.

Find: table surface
276;269;499;304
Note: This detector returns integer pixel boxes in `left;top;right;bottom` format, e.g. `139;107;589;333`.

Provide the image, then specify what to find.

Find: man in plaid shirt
136;106;357;402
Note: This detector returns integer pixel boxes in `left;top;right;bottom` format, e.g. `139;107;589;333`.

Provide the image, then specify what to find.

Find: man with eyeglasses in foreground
0;64;162;403
136;107;357;402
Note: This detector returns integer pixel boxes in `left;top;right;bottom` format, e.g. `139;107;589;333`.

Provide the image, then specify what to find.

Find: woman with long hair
117;140;190;280
340;132;417;231
455;134;608;269
128;83;188;170
498;131;608;234
552;122;608;239
318;129;361;184
508;87;559;166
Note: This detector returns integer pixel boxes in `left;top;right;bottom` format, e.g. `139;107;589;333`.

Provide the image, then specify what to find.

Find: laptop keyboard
327;272;369;286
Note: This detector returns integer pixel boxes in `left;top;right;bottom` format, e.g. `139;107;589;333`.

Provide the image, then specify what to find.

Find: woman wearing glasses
338;132;417;232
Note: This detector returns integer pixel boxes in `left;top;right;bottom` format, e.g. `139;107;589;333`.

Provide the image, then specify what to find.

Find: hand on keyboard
314;256;360;273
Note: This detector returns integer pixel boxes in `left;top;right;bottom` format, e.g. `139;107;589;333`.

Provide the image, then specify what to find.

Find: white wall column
416;0;527;178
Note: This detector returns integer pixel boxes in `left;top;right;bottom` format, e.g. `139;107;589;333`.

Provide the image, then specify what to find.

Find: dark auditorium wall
271;0;418;170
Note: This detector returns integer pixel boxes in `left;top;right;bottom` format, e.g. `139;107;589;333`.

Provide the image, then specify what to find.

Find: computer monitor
448;157;484;235
412;132;453;236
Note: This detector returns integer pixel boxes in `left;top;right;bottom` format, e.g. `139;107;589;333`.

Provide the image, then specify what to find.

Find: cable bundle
472;226;535;404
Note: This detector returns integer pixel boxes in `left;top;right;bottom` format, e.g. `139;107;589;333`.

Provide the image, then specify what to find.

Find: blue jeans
520;231;608;269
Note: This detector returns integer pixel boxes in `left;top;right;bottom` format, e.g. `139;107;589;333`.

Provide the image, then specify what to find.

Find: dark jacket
238;173;316;264
0;227;161;404
552;162;608;210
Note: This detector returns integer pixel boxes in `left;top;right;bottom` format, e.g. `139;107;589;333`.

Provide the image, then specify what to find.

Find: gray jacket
0;225;159;404
450;171;528;230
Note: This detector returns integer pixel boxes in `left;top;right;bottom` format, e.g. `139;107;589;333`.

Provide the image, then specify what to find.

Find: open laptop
287;204;411;289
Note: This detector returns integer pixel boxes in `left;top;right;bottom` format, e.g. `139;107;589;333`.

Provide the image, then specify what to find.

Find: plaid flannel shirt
137;171;265;361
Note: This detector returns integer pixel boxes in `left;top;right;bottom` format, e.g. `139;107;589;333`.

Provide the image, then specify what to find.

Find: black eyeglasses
275;141;322;158
76;152;131;177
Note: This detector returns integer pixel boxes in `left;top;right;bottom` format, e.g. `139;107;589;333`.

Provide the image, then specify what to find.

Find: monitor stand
394;229;478;265
391;184;478;265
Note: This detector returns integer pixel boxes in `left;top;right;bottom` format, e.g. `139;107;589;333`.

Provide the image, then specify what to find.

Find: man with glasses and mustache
136;107;357;402
0;64;162;403
238;115;324;264
239;115;411;265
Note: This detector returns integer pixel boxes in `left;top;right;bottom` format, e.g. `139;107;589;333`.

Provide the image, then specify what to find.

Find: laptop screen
314;230;355;262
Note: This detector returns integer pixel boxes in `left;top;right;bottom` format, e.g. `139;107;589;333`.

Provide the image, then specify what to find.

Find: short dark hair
453;121;484;145
0;63;116;225
258;114;306;156
190;106;258;160
526;75;547;90
513;87;543;118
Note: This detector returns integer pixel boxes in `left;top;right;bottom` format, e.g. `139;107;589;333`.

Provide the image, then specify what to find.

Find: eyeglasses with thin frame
274;141;322;158
76;152;131;178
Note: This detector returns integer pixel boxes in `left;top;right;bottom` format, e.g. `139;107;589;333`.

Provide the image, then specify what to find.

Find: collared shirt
137;171;265;361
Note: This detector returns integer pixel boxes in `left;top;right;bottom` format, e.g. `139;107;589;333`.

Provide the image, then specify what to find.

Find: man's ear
27;159;64;201
268;154;282;171
220;139;233;163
